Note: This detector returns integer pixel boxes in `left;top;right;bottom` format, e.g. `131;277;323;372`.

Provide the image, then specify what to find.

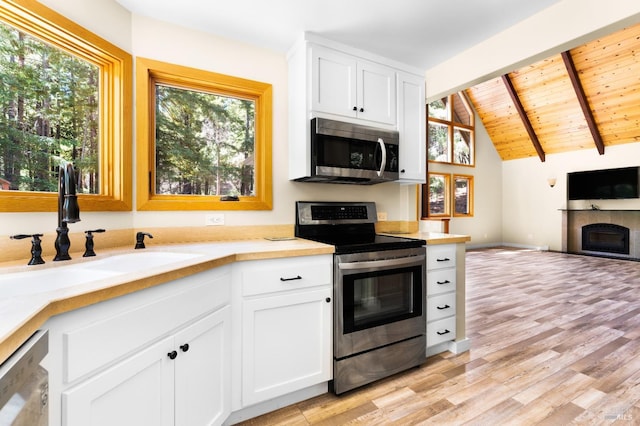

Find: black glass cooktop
295;201;425;254
309;232;425;254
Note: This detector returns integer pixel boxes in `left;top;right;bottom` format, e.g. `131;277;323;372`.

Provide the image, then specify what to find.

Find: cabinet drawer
427;316;456;348
427;293;456;322
427;244;456;270
241;255;332;297
427;269;456;295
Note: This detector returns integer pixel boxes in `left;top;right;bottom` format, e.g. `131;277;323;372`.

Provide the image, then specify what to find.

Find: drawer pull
436;329;451;336
180;343;190;352
436;258;451;262
280;275;302;282
436;304;451;310
167;351;178;360
436;280;450;285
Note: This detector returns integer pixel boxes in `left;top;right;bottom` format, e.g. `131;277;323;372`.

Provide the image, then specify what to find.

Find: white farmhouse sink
0;251;205;297
87;251;204;274
0;268;121;297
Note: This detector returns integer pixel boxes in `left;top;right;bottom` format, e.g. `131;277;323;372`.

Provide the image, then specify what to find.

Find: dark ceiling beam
501;74;546;162
561;50;605;155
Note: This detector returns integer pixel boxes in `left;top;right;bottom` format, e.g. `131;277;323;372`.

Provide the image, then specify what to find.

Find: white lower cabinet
44;266;232;426
236;255;333;407
426;244;457;350
45;255;333;425
62;305;231;426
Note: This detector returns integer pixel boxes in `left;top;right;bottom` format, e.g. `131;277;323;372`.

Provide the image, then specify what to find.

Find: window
136;57;272;210
425;173;450;217
453;174;474;217
0;1;132;212
428;92;474;166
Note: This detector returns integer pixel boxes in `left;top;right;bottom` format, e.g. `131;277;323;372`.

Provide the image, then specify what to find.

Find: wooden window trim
135;57;272;211
425;172;450;218
428;92;475;167
452;174;474;217
0;0;132;212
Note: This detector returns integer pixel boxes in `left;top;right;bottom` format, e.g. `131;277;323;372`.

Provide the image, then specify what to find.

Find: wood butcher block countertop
0;230;469;365
383;231;471;245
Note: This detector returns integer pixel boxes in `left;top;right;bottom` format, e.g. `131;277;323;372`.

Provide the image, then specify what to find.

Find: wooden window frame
453;174;474;217
424;172;451;218
136;57;272;211
428;92;475;167
0;0;132;212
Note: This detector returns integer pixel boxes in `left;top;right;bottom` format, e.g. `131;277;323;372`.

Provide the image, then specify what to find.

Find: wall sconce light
547;177;557;188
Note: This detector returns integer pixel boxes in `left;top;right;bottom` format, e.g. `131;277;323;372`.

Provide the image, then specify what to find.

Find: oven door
334;247;426;359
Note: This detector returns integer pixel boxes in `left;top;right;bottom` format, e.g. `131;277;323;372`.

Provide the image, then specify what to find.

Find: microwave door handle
377;137;386;177
338;254;425;270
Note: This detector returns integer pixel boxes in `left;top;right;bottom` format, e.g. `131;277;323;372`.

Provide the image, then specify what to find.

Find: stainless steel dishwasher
0;330;49;426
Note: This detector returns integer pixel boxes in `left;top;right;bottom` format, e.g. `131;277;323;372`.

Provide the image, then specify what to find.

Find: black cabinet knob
167;350;177;360
359;107;364;112
352;106;357;111
325;297;331;303
180;344;190;352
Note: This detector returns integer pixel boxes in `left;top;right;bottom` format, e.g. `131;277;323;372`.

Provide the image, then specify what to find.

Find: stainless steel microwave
294;118;399;184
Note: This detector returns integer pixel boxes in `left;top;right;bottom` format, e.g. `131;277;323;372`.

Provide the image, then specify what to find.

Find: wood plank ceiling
465;21;640;161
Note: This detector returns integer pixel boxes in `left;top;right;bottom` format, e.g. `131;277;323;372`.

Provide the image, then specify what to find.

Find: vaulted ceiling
465;21;640;162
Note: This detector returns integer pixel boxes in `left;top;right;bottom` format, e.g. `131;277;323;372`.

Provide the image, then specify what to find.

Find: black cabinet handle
359;107;364;112
437;304;451;310
436;329;451;335
352;106;357;111
167;350;177;360
325;297;331;303
400;169;406;173
180;344;189;352
436;258;450;262
280;275;302;282
437;280;451;285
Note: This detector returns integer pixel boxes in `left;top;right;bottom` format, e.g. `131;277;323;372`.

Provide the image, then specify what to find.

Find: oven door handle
338;254;425;270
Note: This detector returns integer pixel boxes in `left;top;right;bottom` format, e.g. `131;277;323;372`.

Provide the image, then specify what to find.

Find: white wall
0;0;418;238
502;144;640;251
427;115;503;246
4;0;640;245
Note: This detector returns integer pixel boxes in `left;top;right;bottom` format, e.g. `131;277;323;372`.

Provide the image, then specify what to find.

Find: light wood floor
239;247;640;425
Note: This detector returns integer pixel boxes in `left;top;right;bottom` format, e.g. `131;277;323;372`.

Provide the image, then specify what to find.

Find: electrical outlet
377;212;387;221
205;213;225;226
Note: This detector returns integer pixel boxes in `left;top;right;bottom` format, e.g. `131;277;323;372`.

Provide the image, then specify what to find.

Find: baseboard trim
225;383;328;425
426;337;471;357
466;242;550;251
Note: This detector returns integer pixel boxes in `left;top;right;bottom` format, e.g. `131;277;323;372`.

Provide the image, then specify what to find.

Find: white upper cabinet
288;33;425;183
311;45;396;126
397;71;427;183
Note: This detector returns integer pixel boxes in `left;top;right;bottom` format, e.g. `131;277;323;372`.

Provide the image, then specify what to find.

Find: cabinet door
397;72;426;183
242;288;332;406
175;306;231;426
357;60;397;126
62;336;174;426
311;46;357;118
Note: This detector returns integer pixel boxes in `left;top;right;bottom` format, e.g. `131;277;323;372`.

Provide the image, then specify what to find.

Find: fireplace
582;223;630;255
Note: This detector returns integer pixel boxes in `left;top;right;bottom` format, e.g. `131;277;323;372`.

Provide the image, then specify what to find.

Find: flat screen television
567;166;640;200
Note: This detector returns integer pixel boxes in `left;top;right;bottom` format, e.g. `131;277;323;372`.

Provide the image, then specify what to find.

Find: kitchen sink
0;268;121;297
87;251;204;274
0;251;205;297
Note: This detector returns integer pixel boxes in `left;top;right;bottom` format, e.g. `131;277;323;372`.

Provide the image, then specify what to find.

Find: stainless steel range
295;201;426;394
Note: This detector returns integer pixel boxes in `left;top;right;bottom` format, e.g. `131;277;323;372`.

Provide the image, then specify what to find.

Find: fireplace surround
563;210;640;259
